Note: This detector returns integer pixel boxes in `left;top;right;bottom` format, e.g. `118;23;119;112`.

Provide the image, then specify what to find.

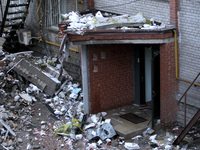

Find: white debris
41;125;46;130
14;95;20;101
40;130;46;136
90;114;99;123
165;145;172;150
132;135;142;140
19;93;32;103
69;93;78;99
77;102;84;113
45;98;52;103
98;139;103;145
61;106;66;112
76;134;83;140
63;11;147;34
87;122;116;140
124;142;140;150
54;109;63;115
101;112;107;117
149;134;157;144
26;143;31;150
104;119;111;124
86;143;97;150
41;121;46;125
84;123;96;130
106;138;111;143
17;138;23;143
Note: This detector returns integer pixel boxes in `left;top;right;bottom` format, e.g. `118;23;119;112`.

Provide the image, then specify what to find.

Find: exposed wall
25;0;88;81
88;44;135;113
94;0;170;24
177;0;200;125
87;41;178;125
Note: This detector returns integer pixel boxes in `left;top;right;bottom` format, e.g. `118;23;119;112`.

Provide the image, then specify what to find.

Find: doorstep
105;104;152;139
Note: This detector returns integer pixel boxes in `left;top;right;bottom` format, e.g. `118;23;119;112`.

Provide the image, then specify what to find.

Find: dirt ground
2;99;200;150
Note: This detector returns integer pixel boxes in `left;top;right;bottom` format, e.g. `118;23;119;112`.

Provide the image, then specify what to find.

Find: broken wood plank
0;118;16;137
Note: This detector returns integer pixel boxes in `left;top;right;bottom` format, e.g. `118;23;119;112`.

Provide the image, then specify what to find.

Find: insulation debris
61;11;166;35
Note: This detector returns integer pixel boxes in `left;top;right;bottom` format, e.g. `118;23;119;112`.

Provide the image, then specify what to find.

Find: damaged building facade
1;0;200;127
65;0;200;127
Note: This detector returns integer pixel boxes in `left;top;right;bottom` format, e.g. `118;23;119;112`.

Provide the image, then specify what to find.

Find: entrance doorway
134;45;160;119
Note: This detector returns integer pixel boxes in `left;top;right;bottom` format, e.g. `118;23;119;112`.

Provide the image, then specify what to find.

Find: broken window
43;0;67;27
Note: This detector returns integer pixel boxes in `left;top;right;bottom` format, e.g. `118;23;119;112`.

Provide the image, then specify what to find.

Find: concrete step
105;105;153;139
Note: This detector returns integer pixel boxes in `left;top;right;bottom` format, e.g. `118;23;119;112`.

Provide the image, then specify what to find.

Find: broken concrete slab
9;58;61;96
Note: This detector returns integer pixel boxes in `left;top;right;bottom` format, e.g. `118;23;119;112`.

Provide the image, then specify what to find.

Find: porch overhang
67;27;175;45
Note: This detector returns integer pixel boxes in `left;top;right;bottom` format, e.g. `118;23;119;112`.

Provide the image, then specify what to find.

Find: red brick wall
87;0;95;12
88;44;134;113
160;42;178;125
170;0;179;29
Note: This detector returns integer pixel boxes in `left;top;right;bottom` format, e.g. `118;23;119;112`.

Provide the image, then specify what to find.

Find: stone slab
9;58;61;96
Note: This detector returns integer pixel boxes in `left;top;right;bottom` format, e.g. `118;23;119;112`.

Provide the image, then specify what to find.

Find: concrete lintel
72;38;175;45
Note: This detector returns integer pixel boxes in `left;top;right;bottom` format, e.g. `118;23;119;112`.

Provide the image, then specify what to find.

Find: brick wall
26;1;84;81
94;0;170;24
177;0;200;125
160;42;178;125
170;0;179;28
88;44;134;113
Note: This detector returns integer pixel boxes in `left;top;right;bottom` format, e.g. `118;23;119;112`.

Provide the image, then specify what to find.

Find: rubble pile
0;50;199;149
0;50;120;149
60;11;166;35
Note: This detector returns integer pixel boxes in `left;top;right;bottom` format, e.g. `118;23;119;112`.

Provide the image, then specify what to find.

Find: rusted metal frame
177;72;200;128
0;0;10;36
177;72;200;104
173;109;200;145
184;94;186;127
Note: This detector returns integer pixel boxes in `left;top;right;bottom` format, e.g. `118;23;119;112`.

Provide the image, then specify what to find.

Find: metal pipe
184;95;186;127
76;0;78;11
37;0;42;36
174;30;200;87
177;72;200;104
81;0;83;12
33;38;80;53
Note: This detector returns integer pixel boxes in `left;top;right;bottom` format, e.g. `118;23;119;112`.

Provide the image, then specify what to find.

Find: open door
151;49;160;127
134;45;160;114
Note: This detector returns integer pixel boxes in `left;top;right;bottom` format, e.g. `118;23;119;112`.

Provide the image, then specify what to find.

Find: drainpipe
37;0;41;36
76;0;78;11
174;30;200;86
81;0;83;12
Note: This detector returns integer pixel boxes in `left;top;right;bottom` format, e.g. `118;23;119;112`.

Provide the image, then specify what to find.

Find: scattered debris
0;41;199;149
124;142;140;150
61;11;166;35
